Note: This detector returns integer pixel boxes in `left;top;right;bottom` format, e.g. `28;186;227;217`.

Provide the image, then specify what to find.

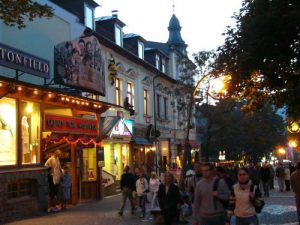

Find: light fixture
288;139;298;148
17;86;22;91
71;99;75;103
48;93;52;98
0;82;2;87
61;97;65;101
25;103;33;113
33;90;38;94
66;98;70;102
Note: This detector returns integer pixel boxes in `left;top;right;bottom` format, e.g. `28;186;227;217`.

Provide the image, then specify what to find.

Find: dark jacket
120;172;135;191
157;182;180;212
261;167;271;182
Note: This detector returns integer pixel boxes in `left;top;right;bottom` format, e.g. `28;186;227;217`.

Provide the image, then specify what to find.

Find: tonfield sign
0;43;50;79
44;114;98;135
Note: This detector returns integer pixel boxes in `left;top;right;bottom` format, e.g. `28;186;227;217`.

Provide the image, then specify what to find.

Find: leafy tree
0;0;53;28
214;0;300;118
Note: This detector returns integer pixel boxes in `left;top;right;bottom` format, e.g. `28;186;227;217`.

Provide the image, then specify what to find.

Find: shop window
21;101;40;164
82;148;97;181
143;89;149;115
0;97;17;166
115;78;122;106
7;179;37;199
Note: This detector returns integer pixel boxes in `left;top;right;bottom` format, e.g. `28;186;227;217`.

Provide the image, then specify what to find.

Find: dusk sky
95;0;242;55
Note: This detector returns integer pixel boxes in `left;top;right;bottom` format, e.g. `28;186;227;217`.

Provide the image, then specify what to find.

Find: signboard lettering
44;114;98;135
0;43;50;79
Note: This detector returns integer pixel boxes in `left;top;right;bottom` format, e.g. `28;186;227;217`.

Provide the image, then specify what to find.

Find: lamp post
179;74;229;187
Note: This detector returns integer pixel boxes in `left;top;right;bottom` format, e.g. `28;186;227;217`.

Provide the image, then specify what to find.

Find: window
156;54;160;70
115;25;123;47
156;94;161;118
7;179;37;199
115;78;122;106
0;97;17;166
162;58;166;73
164;97;168;120
84;3;94;29
21;101;40;164
138;41;144;59
127;82;134;107
143;89;149;115
82;148;97;181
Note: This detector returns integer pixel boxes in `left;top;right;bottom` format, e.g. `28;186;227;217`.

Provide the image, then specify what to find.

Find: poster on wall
54;35;106;95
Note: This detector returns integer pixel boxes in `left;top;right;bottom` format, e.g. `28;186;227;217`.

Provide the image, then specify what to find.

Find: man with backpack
192;163;230;225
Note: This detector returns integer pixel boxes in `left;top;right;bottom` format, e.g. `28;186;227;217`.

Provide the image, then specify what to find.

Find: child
60;166;71;210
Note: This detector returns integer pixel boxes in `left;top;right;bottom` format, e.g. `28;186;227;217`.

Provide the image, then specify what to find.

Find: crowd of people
118;161;300;225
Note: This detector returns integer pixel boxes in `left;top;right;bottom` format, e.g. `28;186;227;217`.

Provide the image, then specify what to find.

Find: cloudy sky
95;0;242;54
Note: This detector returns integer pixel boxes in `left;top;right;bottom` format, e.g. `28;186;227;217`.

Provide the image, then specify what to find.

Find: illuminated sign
110;119;132;137
44;114;97;135
0;43;50;79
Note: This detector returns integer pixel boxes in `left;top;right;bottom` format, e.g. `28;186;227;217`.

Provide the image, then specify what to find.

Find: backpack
250;184;265;213
213;178;230;209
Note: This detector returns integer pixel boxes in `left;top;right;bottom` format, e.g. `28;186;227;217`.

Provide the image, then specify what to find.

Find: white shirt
149;178;160;193
45;156;62;184
136;177;148;197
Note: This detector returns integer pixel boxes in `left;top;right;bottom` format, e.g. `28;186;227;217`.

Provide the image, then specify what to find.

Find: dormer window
84;3;94;29
156;54;160;70
115;25;123;47
162;58;166;73
138;41;144;59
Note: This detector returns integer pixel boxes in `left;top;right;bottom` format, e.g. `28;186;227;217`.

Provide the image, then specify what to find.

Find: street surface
5;188;299;225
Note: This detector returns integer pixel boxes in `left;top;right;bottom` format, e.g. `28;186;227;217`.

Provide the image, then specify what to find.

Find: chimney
112;10;118;18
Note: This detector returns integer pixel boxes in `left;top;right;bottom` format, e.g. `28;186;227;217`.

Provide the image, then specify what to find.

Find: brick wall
0;168;48;223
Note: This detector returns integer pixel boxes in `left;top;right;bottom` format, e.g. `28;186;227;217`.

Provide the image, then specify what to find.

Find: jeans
139;195;147;217
236;215;259;225
262;180;270;197
119;187;134;213
201;215;226;225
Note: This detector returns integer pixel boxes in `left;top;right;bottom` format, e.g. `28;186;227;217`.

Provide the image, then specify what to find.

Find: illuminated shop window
21;101;40;164
82;148;97;181
0;97;17;166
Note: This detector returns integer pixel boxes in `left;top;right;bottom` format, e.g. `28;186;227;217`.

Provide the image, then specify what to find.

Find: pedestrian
284;166;291;191
269;165;275;189
149;171;160;209
60;166;71;210
232;167;261;225
249;164;261;186
275;163;285;192
118;165;136;216
157;172;180;225
260;163;271;197
136;170;149;221
132;167;140;208
187;162;202;205
192;163;230;225
290;162;300;223
45;149;62;212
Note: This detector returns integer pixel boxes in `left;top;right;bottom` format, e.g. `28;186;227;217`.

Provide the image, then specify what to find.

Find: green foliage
0;0;53;29
214;0;300;118
197;100;286;163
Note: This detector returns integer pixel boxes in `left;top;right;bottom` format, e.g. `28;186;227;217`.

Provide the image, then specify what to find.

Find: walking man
290;162;300;223
192;163;230;225
261;163;271;197
276;163;285;192
187;162;202;205
118;165;135;216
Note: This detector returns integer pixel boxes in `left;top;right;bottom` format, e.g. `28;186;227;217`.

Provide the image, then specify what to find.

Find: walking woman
232;168;260;225
149;171;160;209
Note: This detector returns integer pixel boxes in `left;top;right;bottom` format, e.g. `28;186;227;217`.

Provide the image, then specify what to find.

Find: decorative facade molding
126;68;138;80
142;76;152;86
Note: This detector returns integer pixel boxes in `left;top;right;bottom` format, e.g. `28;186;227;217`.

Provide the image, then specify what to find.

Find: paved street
5;188;299;225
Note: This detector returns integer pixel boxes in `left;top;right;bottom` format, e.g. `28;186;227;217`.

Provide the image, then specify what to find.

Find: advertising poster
54;35;106;95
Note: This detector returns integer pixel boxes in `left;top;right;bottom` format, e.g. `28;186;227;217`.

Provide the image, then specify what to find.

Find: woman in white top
149;171;160;209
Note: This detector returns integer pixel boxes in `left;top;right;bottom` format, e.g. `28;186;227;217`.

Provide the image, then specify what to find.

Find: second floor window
115;25;123;47
84;3;94;29
164;97;168;120
127;82;134;107
143;89;149;115
157;94;161;118
138;41;144;59
115;78;122;106
162;58;166;73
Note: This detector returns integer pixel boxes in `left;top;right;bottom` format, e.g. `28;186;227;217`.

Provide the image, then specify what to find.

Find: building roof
95;16;126;27
145;41;170;57
167;14;186;46
123;33;146;42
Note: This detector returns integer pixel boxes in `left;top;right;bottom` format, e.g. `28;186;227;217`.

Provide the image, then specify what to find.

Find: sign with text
110;119;132;137
54;35;106;95
0;43;50;79
44;114;97;135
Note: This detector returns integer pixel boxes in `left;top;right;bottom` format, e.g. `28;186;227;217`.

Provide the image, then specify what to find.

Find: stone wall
0;167;48;223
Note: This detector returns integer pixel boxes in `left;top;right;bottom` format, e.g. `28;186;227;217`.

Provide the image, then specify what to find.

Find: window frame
115;25;123;47
127;82;134;107
156;94;161;118
155;54;160;70
143;89;149;115
138;41;144;59
164;97;168;120
84;3;94;29
115;78;122;106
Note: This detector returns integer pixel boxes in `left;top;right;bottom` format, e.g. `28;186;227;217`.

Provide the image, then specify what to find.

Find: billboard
54;35;106;95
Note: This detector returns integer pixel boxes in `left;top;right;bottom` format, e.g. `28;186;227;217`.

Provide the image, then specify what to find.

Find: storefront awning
132;137;152;145
44;132;102;146
100;116;121;137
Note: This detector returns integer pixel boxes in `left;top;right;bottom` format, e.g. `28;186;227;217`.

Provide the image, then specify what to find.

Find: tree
214;0;300;118
0;0;53;29
197;100;286;163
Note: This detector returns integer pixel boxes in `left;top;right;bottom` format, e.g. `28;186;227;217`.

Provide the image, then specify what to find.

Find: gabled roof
95;16;126;27
123;33;146;42
145;41;170;56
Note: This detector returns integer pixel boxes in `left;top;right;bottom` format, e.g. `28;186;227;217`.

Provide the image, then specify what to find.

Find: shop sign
97;146;105;167
44;114;97;135
0;42;50;79
54;35;106;95
110;119;132;137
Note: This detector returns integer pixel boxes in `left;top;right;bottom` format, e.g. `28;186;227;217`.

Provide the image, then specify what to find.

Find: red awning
44;132;103;148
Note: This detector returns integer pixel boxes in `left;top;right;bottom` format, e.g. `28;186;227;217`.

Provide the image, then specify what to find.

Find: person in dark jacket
118;165;135;216
157;172;180;225
261;163;271;197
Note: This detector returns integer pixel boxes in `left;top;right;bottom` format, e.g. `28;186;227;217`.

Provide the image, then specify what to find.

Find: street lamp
179;73;230;186
288;139;298;148
277;147;286;155
287;121;300;134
